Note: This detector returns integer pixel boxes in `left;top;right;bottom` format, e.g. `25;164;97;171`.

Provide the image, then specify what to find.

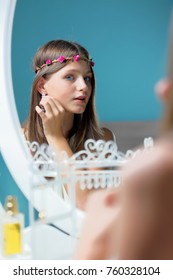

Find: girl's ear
155;79;172;103
36;77;47;94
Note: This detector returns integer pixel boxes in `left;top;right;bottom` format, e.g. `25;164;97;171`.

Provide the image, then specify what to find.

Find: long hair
24;40;104;152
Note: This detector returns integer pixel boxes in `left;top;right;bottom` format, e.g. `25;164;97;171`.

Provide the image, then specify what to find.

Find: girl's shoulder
101;127;116;141
21;127;28;140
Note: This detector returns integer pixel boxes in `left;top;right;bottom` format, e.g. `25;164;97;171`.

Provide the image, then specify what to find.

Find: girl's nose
77;77;88;92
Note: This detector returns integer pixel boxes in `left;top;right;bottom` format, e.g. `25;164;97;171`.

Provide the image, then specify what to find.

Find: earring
42;91;48;97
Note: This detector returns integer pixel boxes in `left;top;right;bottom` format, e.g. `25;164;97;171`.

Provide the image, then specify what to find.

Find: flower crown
35;54;95;73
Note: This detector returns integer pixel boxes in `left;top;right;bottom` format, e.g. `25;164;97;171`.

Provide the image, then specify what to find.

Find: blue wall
1;0;173;225
0;154;29;226
12;0;173;123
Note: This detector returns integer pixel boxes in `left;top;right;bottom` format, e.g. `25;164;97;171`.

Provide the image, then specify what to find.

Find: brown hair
24;40;104;152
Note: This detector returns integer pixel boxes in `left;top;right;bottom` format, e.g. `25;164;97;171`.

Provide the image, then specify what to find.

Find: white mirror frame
0;0;30;192
0;0;84;237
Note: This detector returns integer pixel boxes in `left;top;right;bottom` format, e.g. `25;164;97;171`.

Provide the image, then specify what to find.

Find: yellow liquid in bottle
3;223;21;255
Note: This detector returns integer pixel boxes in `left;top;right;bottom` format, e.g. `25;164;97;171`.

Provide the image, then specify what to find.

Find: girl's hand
35;96;65;139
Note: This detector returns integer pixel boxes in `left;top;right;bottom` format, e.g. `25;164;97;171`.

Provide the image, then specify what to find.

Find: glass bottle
1;195;24;258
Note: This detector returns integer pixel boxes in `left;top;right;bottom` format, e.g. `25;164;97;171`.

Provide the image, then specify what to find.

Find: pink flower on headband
46;59;52;65
57;56;66;63
35;54;95;73
74;54;80;61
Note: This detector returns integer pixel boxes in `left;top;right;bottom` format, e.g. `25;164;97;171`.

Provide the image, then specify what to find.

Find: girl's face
43;60;93;114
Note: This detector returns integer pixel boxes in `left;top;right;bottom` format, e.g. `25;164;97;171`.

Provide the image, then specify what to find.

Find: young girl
23;39;114;209
155;16;173;134
155;78;173;133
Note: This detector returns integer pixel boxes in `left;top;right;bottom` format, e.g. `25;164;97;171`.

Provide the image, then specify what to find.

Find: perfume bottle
1;196;24;258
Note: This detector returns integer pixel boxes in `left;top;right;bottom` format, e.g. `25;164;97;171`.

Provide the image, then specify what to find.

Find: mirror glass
12;0;173;126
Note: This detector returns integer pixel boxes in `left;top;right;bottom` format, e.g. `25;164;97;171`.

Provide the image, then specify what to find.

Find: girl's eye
65;75;74;81
84;76;92;83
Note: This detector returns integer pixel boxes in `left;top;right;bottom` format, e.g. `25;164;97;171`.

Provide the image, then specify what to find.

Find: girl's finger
40;96;64;113
35;105;46;120
47;98;63;114
42;102;54;118
51;98;65;112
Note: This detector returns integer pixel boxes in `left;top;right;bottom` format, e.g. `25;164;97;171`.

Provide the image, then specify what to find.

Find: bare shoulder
21;127;28;140
102;127;115;141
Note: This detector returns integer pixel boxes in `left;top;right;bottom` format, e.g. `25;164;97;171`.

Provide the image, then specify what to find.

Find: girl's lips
74;96;87;105
74;96;87;103
74;96;86;100
74;99;86;104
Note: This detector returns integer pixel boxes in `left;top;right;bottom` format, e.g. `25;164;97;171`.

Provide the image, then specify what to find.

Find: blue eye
84;76;92;83
65;75;74;81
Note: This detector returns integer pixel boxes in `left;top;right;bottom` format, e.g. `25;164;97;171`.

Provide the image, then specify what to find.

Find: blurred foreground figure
116;135;173;259
74;136;173;259
74;13;173;259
